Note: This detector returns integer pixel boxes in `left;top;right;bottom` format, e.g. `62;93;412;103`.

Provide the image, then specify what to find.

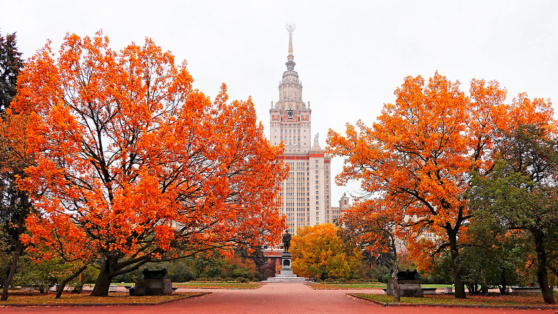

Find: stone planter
386;280;423;297
385;270;423;297
132;268;173;296
133;278;172;296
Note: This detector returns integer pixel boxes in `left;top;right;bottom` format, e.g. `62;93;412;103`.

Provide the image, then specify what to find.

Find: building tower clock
287;109;294;119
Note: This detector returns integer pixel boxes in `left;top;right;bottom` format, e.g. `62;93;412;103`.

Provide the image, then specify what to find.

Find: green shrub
171;266;196;282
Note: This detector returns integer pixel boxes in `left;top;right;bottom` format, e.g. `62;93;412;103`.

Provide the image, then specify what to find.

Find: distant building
263;26;352;277
328;192;350;225
269;26;332;234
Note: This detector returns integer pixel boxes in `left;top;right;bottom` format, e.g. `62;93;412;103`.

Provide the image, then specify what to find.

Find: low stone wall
511;287;557;293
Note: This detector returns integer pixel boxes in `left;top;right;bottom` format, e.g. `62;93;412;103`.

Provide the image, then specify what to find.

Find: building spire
285;23;296;71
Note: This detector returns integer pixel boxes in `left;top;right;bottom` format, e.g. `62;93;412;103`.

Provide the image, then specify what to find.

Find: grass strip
172;282;264;289
350;292;558;309
306;283;452;290
105;282;264;289
307;283;385;290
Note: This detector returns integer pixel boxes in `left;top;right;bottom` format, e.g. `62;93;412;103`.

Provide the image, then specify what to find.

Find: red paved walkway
1;283;555;313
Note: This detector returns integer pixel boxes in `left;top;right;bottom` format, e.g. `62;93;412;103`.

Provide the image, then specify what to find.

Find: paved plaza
1;283;554;313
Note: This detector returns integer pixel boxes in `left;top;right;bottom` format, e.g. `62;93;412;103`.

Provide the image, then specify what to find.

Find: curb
0;292;211;307
348;293;558;310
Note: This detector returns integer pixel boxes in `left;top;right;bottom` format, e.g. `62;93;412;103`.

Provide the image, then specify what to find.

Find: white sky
2;0;558;203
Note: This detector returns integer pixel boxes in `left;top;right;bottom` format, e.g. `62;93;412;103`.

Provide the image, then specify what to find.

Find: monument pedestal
265;252;307;283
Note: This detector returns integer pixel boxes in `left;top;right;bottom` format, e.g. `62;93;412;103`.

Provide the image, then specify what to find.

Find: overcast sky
2;0;557;202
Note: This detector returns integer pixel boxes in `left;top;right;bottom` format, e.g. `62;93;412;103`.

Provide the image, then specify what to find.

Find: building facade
270;26;332;234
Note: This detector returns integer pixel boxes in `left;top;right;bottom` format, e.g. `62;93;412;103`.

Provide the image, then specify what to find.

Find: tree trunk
55;283;66;299
480;284;489;295
56;266;87;299
499;268;508;295
533;231;555;304
391;265;400;302
448;229;466;299
90;258;114;296
390;233;400;302
0;241;23;301
91;271;112;296
1;194;28;302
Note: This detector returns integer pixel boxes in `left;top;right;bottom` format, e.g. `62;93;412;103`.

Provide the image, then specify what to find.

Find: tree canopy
291;223;361;280
10;32;288;296
468;125;558;304
0;31;24;114
339;199;405;301
327;72;554;299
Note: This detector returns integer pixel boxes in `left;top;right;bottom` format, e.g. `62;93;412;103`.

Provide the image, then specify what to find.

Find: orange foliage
340;199;404;259
327;72;554;295
9;32;288;290
291;223;362;280
0;113;34;178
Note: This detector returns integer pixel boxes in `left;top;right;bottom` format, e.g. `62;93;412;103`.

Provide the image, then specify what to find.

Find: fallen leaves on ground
353;292;558;307
0;292;203;305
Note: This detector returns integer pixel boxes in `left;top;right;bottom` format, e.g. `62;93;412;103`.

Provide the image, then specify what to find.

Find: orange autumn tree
339;199;405;301
327;72;554;299
291;223;362;280
11;32;288;296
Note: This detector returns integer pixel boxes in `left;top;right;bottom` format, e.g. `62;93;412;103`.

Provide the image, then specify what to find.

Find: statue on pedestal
282;230;291;252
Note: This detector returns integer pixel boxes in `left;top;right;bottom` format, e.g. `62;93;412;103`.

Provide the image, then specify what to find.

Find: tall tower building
270;25;332;234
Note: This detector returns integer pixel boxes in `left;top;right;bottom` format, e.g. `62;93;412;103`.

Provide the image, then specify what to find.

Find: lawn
351;292;558;308
0;291;206;306
308;282;385;290
172;282;264;289
307;283;452;290
106;281;264;289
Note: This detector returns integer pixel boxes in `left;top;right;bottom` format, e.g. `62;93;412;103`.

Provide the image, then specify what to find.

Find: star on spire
285;23;296;71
